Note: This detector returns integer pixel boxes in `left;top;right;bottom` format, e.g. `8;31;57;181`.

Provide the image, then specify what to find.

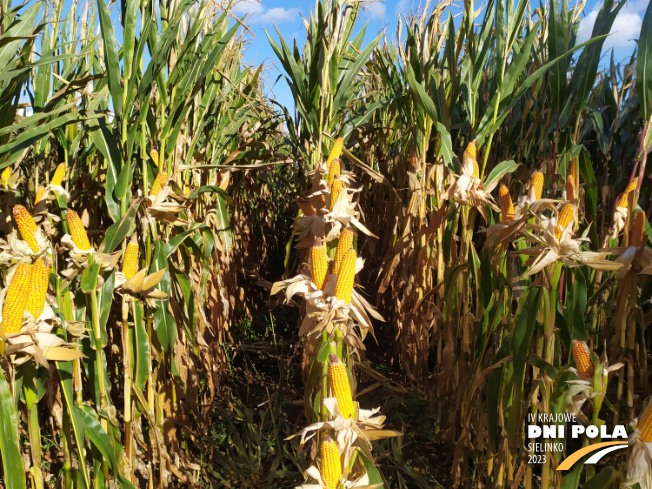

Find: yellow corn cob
35;186;46;204
320;436;342;489
571;340;594;381
1;263;32;336
66;210;91;250
328;159;341;189
150;149;160;167
330;176;342;212
638;403;652;442
123;238;139;280
149;171;168;197
463;141;479;178
566;175;575;202
335;248;356;304
555;204;574;241
329;353;354;419
630;211;646;248
327;137;344;168
530;171;544;200
310;244;328;290
1;167;10;187
297;198;315;216
464;141;476;160
498;184;514;222
618;178;638;208
12;205;39;253
334;228;354;275
51;163;65;186
569;159;578;188
26;258;49;319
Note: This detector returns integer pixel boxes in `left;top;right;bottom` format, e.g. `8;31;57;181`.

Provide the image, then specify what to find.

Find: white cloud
362;1;386;19
578;2;644;51
394;0;409;15
230;0;299;24
231;0;263;17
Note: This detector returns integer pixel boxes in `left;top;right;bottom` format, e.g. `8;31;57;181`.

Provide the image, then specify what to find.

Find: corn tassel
1;167;10;187
13;205;39;253
618;178;638;208
638;403;652;442
555;204;574;241
35;186;46;204
328;159;341;189
334;228;354;275
310;244;328;290
27;258;49;319
330;176;342;212
66;210;91;250
51;163;65;186
327;137;344;168
571;340;594;381
1;263;32;336
320;436;342;489
149;171;168;197
123;238;139;280
530;171;544;200
335;248;356;304
630;211;646;247
498;184;514;222
329;353;354;419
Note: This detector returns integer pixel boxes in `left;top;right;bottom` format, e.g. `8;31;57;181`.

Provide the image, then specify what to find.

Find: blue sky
234;0;646;110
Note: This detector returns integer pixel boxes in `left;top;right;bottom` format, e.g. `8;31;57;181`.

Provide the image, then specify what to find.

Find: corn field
0;0;651;487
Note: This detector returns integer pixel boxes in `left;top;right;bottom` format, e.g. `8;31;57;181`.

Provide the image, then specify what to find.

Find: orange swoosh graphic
557;441;627;471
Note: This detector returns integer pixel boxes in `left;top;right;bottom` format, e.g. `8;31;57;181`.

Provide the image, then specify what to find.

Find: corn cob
35;186;46;204
334;228;354;275
330;176;342;212
464;141;476;160
149;171;168;197
630;211;646;247
329;353;354;419
310;244;328;290
66;210;91;250
328;159;341;189
498;184;514;222
1;167;10;187
571;340;594;381
530;171;544;200
13;205;39;253
123;238;139;280
565;175;575;202
27;258;49;319
320;436;342;489
297;198;315;216
569;159;578;188
327;137;344;168
555;204;574;241
618;178;638;208
51;163;65;186
1;263;32;336
150;149;160;167
335;248;356;304
463;141;479;178
638;403;652;442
